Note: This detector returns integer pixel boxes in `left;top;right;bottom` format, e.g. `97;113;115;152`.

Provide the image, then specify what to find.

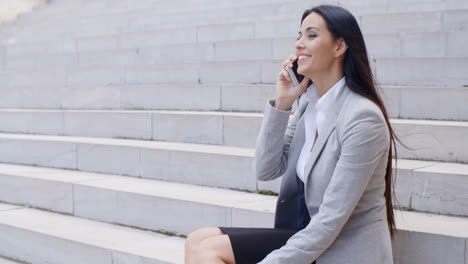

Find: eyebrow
298;26;320;34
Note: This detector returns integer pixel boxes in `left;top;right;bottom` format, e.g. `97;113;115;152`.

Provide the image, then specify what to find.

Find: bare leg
196;234;235;264
185;227;235;264
185;227;224;263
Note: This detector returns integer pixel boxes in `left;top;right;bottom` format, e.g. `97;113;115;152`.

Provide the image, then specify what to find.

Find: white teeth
298;55;311;60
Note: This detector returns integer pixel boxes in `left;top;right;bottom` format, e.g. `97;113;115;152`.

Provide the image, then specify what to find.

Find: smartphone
285;65;300;87
285;59;313;87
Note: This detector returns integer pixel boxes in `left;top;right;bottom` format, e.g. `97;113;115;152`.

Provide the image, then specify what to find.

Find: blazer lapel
302;112;336;186
283;96;309;179
291;97;308;155
303;84;351;186
293;94;311;147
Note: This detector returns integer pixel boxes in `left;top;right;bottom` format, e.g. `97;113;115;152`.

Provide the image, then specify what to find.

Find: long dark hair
301;5;405;239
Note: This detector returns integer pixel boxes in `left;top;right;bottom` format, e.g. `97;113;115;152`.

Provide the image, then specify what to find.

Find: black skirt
218;227;317;264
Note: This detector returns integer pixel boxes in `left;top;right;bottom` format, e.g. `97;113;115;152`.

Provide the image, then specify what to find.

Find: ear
334;38;348;58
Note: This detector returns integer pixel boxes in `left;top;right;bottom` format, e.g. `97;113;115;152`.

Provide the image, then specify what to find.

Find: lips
297;55;312;63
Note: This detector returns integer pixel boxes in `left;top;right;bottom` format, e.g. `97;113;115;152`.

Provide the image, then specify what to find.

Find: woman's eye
296;35;316;40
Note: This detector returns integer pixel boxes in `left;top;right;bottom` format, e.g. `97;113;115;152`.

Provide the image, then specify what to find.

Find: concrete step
13;0;294;27
0;133;258;191
10;0;468;28
374;57;468;87
3;7;468;50
57;30;468;61
341;0;468;14
0;109;263;147
0;163;276;235
0;110;466;163
1;1;306;42
1;57;467;88
364;31;468;58
392;159;468;218
3;31;468;72
1;201;468;264
129;58;468;87
1;160;468;228
3;7;467;44
0;132;467;201
391;209;468;264
392;119;468;164
0;256;23;264
16;0;157;22
0;203;185;264
4;51;467;82
0;84;466;120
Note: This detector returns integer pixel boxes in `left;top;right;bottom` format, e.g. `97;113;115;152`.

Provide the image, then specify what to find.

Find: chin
298;69;310;78
298;65;311;75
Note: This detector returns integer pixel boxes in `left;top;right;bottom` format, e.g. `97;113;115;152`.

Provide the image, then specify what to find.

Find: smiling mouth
297;56;312;63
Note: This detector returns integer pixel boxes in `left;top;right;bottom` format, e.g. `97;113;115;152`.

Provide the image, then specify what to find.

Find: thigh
219;227;300;264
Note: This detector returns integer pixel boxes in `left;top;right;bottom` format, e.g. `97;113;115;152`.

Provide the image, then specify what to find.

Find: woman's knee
185;227;223;251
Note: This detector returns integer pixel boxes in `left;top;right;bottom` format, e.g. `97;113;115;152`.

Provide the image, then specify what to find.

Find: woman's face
295;12;340;78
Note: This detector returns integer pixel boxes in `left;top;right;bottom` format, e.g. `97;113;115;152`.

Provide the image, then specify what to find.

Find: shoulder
338;90;386;127
336;90;389;142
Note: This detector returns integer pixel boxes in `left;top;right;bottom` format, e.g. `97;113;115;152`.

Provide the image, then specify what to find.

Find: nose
295;37;304;50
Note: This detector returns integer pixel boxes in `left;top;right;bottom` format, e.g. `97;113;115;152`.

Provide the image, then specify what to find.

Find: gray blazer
254;83;393;264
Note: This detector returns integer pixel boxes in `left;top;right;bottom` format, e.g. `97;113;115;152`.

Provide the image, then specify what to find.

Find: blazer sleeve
258;108;390;263
254;99;302;181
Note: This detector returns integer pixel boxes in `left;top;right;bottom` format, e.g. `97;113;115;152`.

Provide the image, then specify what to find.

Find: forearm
254;100;295;181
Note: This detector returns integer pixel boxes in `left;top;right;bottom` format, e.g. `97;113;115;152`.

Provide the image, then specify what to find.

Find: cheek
311;43;334;67
299;40;333;72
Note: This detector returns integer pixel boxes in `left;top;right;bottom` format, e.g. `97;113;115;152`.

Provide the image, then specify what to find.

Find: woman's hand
275;55;311;111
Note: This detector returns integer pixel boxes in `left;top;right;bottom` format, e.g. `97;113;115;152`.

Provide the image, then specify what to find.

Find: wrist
274;99;292;111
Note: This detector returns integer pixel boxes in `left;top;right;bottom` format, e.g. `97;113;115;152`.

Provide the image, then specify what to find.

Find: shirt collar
315;76;346;112
303;82;320;103
303;76;346;105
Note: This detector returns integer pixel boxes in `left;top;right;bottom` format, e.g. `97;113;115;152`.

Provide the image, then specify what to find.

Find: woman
185;5;400;264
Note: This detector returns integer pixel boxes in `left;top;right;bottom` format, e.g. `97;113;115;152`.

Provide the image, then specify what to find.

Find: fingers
279;55;297;82
281;68;291;81
288;55;297;68
282;55;297;69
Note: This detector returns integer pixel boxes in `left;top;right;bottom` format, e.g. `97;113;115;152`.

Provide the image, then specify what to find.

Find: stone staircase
0;0;467;263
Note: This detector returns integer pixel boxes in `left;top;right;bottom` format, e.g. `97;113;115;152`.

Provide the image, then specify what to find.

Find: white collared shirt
296;76;346;182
